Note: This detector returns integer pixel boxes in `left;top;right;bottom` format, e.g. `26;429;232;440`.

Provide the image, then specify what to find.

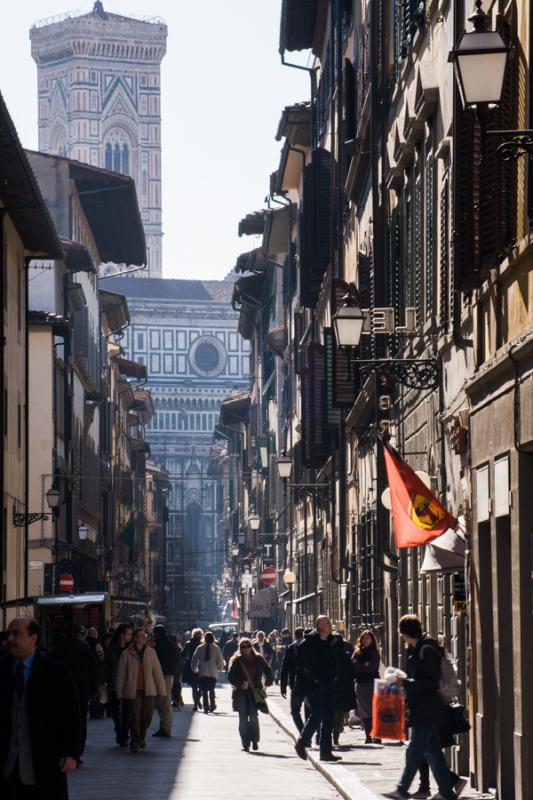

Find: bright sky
0;1;309;280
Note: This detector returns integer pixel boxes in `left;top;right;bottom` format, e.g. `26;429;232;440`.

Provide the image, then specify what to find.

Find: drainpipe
23;258;31;598
0;210;5;616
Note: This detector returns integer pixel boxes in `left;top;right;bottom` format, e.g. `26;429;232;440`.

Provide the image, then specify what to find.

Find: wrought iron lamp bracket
13;511;51;527
487;130;533;160
356;358;440;390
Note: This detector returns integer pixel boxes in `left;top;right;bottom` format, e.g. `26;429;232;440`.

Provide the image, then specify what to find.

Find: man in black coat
52;626;99;760
0;617;80;799
386;614;457;800
104;623;133;746
294;616;351;763
280;627;306;732
153;624;180;737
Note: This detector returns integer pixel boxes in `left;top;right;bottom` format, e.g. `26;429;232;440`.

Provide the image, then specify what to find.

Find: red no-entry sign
261;566;276;586
59;573;74;592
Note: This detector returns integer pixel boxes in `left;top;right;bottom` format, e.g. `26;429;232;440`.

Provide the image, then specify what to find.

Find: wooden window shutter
439;171;450;331
425;145;435;319
294;311;304;374
299;148;332;308
456;110;479;289
301;344;329;469
414;169;423;325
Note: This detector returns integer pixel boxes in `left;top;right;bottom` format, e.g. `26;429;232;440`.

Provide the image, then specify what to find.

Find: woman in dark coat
352;630;381;743
228;638;272;752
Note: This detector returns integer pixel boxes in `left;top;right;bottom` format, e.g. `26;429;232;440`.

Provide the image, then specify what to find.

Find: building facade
105;276;249;630
30;1;167;277
226;1;533;797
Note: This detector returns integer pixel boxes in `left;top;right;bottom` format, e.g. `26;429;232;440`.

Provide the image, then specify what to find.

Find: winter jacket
191;642;224;678
252;638;273;663
228;653;273;695
182;636;203;683
352;646;380;684
280;639;302;694
115;644;167;700
104;640;127;689
52;638;99;701
155;635;181;676
404;635;445;726
222;639;238;666
295;630;350;697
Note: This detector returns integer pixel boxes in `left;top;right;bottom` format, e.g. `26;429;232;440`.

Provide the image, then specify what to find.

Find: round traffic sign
261;566;276;586
59;573;74;592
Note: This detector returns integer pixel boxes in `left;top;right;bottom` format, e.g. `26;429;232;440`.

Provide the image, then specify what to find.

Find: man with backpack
386;615;460;800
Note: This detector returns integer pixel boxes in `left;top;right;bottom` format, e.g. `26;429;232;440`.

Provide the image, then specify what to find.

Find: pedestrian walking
191;631;224;713
222;632;239;671
86;627;106;719
333;636;357;746
280;627;306;732
115;627;166;753
385;614;458;800
0;617;80;799
169;634;185;709
252;630;273;666
352;630;381;743
153;624;181;737
52;626;99;761
182;628;203;710
228;637;273;752
104;624;133;746
293;615;352;763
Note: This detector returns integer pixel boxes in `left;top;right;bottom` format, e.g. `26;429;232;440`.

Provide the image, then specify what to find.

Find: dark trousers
290;690;306;732
130;693;155;748
190;674;201;708
2;764;41;800
236;690;259;747
298;679;336;757
110;692;131;744
78;695;88;756
419;757;459;791
398;723;456;799
199;676;216;712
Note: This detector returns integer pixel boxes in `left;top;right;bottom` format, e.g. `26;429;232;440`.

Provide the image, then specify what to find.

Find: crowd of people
0;614;466;800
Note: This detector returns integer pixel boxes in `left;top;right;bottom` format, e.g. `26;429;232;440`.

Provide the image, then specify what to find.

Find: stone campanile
30;1;167;277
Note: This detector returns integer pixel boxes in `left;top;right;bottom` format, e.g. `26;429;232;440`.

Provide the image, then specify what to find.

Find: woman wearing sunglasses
228;637;273;752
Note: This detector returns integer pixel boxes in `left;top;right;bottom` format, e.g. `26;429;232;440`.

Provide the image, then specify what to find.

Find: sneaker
294;741;307;760
411;790;431;799
384;791;410;800
454;778;467;798
252;742;258;751
242;744;250;752
320;752;342;762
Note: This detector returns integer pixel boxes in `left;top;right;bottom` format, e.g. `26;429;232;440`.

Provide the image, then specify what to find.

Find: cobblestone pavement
69;683;340;800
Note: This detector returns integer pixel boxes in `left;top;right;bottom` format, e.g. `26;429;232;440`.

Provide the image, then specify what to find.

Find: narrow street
69;683;339;800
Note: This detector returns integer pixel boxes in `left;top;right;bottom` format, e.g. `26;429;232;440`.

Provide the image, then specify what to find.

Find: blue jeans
236;691;259;748
298;679;336;757
398;723;455;799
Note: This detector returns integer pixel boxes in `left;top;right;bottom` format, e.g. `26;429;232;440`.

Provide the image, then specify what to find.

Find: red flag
383;443;457;548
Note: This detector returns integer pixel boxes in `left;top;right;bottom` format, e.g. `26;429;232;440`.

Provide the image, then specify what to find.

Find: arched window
103;129;133;175
122;143;129;175
113;143;121;172
105;143;112;171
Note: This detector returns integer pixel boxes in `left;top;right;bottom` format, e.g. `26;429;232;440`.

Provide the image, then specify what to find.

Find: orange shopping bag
370;681;406;741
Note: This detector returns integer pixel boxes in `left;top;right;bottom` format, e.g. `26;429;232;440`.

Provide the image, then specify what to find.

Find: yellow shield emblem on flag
409;492;447;531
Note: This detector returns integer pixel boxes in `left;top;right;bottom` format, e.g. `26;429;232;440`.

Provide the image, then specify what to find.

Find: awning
287;590;322;606
28;311;70;337
265;326;288;358
0;93;63;259
279;0;318;54
36;593;107;607
263;204;292;257
238;209;272;238
420;529;466;574
100;289;130;335
60;238;95;273
116;357;147;381
232;273;266;308
235;248;271;274
276;102;312;146
220;393;251;426
276;143;306;194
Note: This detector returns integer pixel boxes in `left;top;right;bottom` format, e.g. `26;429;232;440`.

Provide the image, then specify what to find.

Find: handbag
370;684;406;741
448;702;470;735
241;661;269;714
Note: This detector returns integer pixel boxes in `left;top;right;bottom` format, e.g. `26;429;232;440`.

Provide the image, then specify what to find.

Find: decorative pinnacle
468;0;489;32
